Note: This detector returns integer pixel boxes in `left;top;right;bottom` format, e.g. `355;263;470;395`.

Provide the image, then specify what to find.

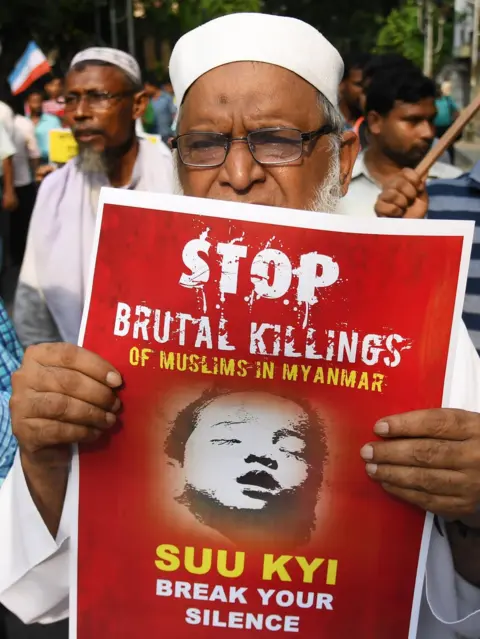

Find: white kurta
0;322;480;635
13;137;175;348
336;153;462;219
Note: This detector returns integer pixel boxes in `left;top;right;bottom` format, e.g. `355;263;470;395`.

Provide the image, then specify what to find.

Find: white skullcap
70;47;141;85
169;13;343;109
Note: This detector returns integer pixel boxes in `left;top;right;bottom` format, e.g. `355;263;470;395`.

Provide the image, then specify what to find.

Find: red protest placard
71;190;471;639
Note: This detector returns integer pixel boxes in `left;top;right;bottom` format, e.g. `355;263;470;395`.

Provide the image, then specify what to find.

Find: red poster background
77;201;464;639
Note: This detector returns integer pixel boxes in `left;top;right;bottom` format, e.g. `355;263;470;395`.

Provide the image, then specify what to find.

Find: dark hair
144;71;160;87
70;60;142;92
26;89;43;99
165;387;327;469
363;54;417;87
365;65;436;116
8;94;25;115
46;71;63;82
342;52;373;81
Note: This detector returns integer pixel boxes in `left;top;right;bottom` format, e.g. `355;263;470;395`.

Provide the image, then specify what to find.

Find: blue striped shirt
0;301;22;486
428;162;480;352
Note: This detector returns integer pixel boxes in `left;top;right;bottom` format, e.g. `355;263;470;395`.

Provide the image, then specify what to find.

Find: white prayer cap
70;47;141;85
169;13;343;109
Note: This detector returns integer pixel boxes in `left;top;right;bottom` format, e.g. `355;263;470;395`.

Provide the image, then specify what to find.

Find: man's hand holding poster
71;190;472;639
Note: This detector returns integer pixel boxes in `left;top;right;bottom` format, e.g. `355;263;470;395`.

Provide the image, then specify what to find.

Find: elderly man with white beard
1;13;480;639
14;47;175;348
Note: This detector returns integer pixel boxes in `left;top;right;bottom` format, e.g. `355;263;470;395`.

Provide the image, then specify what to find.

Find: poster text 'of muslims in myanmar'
71;190;472;639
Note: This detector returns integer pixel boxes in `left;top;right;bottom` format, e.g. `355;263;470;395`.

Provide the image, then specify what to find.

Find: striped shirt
428;162;480;351
0;301;23;486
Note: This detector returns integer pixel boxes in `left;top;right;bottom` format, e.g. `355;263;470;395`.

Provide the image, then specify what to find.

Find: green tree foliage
0;0;100;76
138;0;261;70
375;0;427;68
375;0;454;71
176;0;261;31
143;0;261;32
261;0;400;54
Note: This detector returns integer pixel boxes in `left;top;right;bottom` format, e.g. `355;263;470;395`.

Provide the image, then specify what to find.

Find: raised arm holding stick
375;93;480;218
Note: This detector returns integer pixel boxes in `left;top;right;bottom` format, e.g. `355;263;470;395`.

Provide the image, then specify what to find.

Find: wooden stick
416;92;480;178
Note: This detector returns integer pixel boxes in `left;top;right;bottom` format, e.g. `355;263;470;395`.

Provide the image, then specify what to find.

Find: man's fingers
365;463;471;496
373;408;474;441
360;438;477;470
400;168;424;191
12;363;120;412
19;419;106;450
24;392;118;429
380;483;477;517
379;189;410;211
25;343;122;388
381;188;410;206
375;183;416;218
388;179;419;204
375;168;427;218
376;203;404;218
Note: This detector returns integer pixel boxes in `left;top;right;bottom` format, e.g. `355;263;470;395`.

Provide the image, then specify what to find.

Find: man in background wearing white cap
13;47;175;349
1;14;480;639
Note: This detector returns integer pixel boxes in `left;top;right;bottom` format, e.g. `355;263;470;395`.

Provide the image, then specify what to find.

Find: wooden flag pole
416;93;480;178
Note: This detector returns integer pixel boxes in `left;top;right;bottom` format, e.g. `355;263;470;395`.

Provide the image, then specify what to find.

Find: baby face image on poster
164;389;327;550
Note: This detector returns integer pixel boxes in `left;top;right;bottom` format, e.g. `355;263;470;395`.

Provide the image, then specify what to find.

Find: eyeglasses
171;125;335;168
58;90;135;111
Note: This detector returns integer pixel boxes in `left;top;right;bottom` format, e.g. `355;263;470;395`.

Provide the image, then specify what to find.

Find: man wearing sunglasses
13;47;175;349
2;14;480;639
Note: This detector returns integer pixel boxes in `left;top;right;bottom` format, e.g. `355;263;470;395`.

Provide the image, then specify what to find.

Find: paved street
456;141;480;170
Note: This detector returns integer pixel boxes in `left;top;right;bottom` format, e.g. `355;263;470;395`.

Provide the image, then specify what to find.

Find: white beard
77;147;108;175
173;150;342;213
306;150;342;213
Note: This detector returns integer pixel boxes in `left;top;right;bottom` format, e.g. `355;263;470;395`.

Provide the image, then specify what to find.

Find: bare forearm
3;158;14;193
30;158;40;175
2;156;14;195
20;450;69;537
446;518;480;587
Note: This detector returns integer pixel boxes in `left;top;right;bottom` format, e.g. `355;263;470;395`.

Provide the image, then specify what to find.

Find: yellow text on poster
49;129;78;164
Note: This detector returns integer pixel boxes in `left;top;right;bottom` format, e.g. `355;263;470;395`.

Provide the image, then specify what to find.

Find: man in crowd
14;47;175;348
24;76;65;121
338;52;371;130
43;74;65;120
26;90;62;164
435;81;459;159
166;389;326;549
0;83;15;138
0;122;18;276
354;54;416;148
8;95;40;267
338;62;461;217
144;71;176;143
0;124;16;212
1;14;480;639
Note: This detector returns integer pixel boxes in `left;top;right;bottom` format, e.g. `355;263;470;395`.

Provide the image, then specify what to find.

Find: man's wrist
19;448;70;538
20;446;71;473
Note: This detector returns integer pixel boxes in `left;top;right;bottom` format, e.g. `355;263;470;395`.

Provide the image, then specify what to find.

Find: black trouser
2;607;68;639
0;606;7;639
436;126;456;165
9;183;36;267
